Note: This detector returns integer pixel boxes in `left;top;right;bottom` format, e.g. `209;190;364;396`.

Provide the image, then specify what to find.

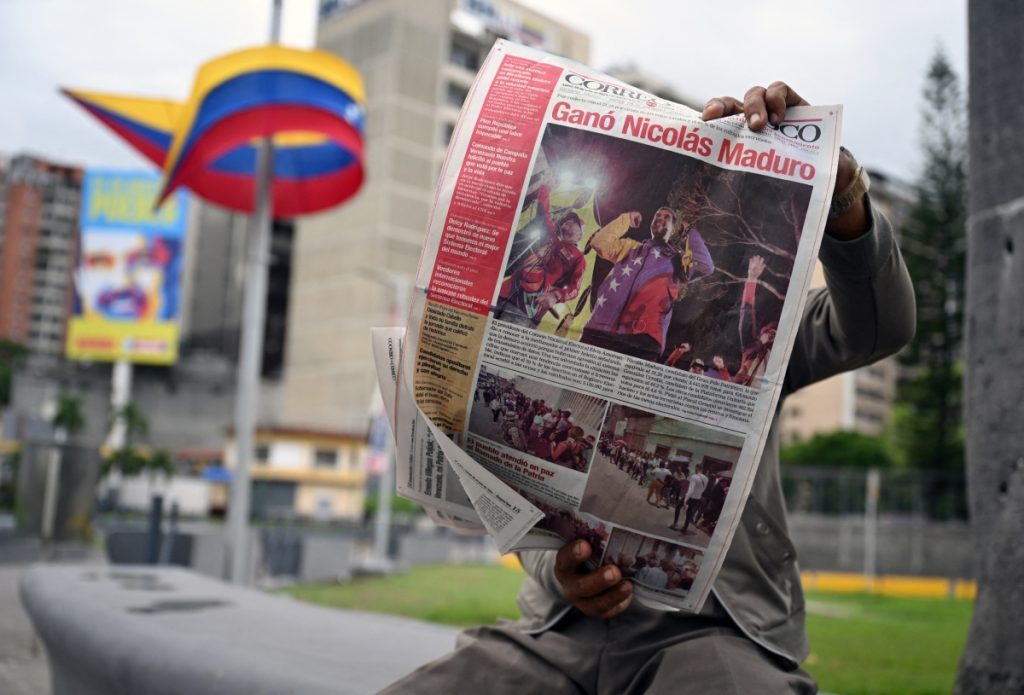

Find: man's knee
379;624;580;695
637;631;816;694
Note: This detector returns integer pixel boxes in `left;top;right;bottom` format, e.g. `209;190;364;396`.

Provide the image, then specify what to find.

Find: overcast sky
0;0;966;182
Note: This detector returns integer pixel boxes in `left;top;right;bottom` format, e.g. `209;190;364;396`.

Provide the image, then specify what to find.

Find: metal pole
371;274;409;569
106;359;133;450
146;495;164;565
227;0;282;585
372;421;396;566
103;359;133;502
40;440;63;558
864;467;880;590
376;274;407;569
159;501;179;565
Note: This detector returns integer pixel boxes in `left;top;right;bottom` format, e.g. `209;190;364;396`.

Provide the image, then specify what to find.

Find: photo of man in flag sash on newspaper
495;123;812;389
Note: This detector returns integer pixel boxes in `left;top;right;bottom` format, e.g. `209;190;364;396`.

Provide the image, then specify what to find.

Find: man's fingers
554;539;590;576
578;580;633;619
705;83;811;130
701;96;743;121
563;564;622;602
743;86;769;130
764;81;809;126
553;540;634;619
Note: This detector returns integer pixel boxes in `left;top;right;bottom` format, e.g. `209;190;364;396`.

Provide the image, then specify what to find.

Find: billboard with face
65;170;188;364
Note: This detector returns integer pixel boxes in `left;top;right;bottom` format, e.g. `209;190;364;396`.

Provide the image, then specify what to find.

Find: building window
254;444;270;465
854;409;885;424
446;82;468;109
314;448;338;468
450;43;479;71
441;123;456;146
315;496;332;521
855;387;885;402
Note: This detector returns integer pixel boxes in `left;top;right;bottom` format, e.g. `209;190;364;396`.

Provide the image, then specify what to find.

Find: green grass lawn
804;591;973;695
286;565;525;627
285;565;972;695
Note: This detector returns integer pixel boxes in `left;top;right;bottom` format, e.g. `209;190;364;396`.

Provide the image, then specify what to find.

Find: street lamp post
358;269;410;572
226;0;282;585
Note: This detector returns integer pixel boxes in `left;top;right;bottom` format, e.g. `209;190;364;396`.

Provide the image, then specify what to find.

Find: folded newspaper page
374;39;842;612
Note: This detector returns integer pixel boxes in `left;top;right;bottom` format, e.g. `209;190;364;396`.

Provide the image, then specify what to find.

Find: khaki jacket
515;198;916;665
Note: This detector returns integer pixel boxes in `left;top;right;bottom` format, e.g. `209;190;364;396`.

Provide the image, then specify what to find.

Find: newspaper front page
376;40;842;612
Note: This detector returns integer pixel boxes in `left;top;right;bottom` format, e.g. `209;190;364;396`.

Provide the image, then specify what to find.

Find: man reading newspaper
382;81;915;694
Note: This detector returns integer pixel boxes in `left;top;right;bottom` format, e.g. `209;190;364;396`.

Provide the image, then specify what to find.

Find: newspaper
373;40;842;612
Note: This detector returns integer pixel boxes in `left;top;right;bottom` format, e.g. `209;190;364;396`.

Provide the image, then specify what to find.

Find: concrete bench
20;565;459;694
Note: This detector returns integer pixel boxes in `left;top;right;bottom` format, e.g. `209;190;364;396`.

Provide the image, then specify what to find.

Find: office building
223;425;367;520
280;0;589;432
0;154;83;358
182;203;294;378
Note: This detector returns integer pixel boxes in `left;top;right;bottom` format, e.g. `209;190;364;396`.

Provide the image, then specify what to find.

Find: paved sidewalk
0;564;49;695
0;533;105;695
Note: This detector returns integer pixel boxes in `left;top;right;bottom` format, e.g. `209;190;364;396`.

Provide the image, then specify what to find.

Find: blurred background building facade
0;154;83;358
0;0;918;523
280;0;590;434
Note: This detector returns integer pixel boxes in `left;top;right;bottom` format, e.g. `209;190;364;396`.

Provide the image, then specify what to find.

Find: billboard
65;170;188;365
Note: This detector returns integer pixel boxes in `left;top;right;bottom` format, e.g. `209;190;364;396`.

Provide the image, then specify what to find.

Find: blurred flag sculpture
64;30;367;585
63;44;365;217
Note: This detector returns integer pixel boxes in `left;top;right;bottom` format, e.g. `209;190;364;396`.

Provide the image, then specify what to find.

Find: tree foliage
893;49;967;472
667;168;803;301
0;340;28;409
102;403;173;479
52;393;87;438
781;430;896;470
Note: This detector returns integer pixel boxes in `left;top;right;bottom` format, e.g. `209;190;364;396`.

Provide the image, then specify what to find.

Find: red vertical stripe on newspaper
428;56;562;315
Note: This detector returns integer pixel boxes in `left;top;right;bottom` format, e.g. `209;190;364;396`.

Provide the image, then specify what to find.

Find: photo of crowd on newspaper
579;404;741;548
494;123;813;388
520;491;609;558
602;528;704;597
467;365;608;473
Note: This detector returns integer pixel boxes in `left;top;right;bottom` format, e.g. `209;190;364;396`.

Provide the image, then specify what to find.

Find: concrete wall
117;476;211;517
789;512;974;579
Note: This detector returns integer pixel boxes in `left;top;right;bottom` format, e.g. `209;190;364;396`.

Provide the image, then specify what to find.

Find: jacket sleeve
681;228;715;282
782;196;916;396
553;251;586;303
590;213;640;263
516;549;564;600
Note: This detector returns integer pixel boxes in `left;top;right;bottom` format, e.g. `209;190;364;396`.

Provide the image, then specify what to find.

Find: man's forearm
784;198;916;394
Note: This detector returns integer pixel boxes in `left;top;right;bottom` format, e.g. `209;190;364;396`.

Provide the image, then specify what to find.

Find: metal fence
781;465;969;521
780;465;973;579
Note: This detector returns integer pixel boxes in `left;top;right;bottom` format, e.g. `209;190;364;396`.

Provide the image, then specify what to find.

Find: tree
780;430;896;470
103;403;175;502
957;4;1024;692
668;168;805;302
103;403;152;477
0;340;28;409
52;393;87;439
893;49;967;473
148;449;175;478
